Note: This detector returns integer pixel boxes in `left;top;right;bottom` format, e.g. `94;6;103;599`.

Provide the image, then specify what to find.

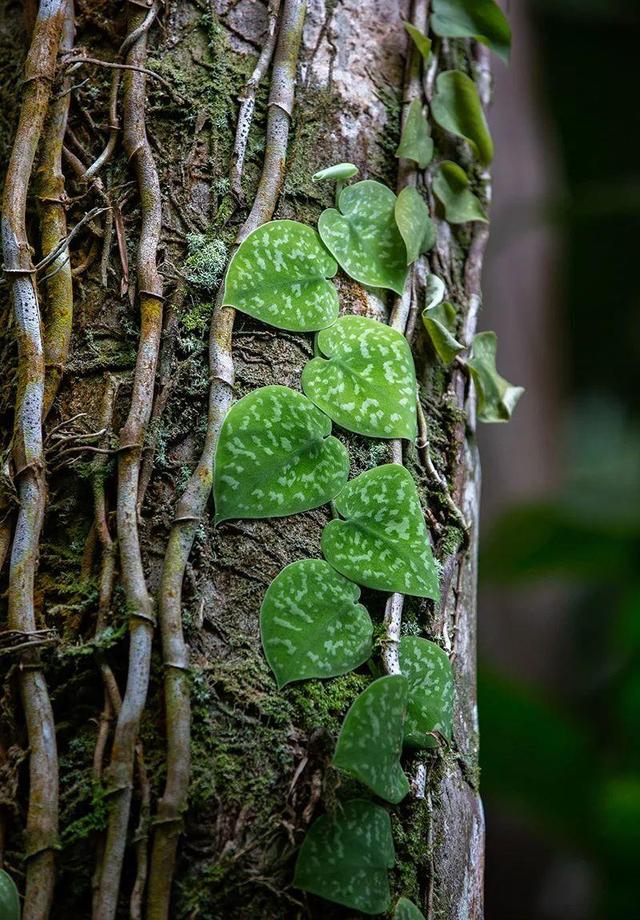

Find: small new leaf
293;800;395;914
399;636;454;749
395;99;434;170
313;162;359;182
395;187;436;264
333;675;410;803
222;220;339;331
322;464;440;599
0;870;20;920
395;897;427;920
433;161;488;224
260;559;373;688
404;23;432;62
213;386;349;522
423;300;464;365
302;316;418;440
318;180;409;294
468;331;524;422
431;0;511;63
431;70;494;165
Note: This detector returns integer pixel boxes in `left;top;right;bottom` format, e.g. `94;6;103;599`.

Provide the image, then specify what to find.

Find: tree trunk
0;0;488;917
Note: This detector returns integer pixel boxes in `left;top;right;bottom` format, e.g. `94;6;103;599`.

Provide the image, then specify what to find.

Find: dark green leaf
431;70;494;165
214;385;349;523
318;180;409;294
404;23;432;62
302;315;418;440
222;220;339;331
423;281;464;365
293;799;395;914
399;636;454;748
0;869;20;920
396;99;434;170
322;464;440;599
395;187;435;264
313;163;359;182
395;897;427;920
431;0;511;63
468;331;524;422
433;161;488;224
260;559;373;688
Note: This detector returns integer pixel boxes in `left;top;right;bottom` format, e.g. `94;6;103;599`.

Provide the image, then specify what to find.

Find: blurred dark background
479;0;640;917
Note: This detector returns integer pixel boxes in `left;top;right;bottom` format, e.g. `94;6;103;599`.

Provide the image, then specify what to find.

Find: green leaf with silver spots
260;559;373;688
333;675;410;803
213;385;349;523
395;187;436;265
404;23;431;62
0;870;20;920
431;70;494;165
322;464;440;599
395;897;427;920
399;636;454;749
302;316;417;440
468;331;524;423
293;799;395;914
433;161;488;224
396;99;433;170
313;162;359;182
222;219;339;332
431;0;511;63
318;180;408;294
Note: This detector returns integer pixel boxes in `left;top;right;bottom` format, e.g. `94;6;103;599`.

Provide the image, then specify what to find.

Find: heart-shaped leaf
396;99;433;170
0;870;20;920
468;331;524;423
399;636;454;749
433;161;488;224
431;70;493;165
395;897;427;920
431;0;511;63
302;315;418;440
404;23;431;63
423;300;464;365
313;162;359;182
318;180;408;294
322;464;440;599
293;799;395;914
260;559;373;688
333;675;410;803
214;385;349;523
395;187;436;265
222;219;339;331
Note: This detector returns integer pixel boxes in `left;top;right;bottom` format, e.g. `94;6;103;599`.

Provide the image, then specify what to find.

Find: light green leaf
399;636;454;749
404;23;432;62
431;0;511;63
302;316;418;440
293;799;395;914
322;464;440;599
260;559;373;688
431;70;493;165
395;897;427;920
395;187;435;265
396;99;433;170
222;219;339;332
0;869;20;920
213;385;349;523
433;161;488;224
313;162;359;182
468;331;524;423
318;180;408;294
425;274;446;311
423;300;464;365
333;675;410;803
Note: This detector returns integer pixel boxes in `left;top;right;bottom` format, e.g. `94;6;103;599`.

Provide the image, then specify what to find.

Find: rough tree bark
0;0;488;917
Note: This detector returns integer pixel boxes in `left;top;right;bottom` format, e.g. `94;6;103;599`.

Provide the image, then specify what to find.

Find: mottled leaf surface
431;70;493;165
399;637;454;749
313;162;359;182
214;386;349;522
395;187;435;265
433;161;488;224
322;464;440;599
395;99;433;170
333;675;410;803
431;0;511;62
0;870;20;920
222;220;339;331
423;300;464;364
302;316;418;440
404;23;432;62
293;799;395;914
395;897;427;920
260;559;373;688
318;180;408;294
468;331;524;422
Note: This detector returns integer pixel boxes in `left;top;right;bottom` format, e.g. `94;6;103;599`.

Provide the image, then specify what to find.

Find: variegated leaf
395;186;435;265
395;897;427;920
399;636;454;749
